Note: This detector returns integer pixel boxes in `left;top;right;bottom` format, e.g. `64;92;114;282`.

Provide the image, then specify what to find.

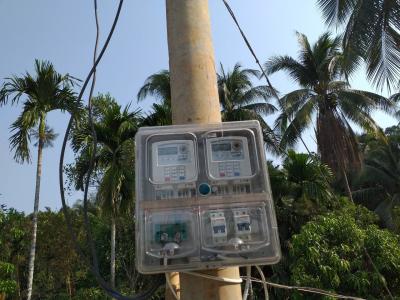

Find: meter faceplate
206;136;252;180
151;140;196;184
135;121;281;273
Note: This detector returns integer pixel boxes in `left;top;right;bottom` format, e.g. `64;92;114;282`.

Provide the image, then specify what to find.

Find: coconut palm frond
318;0;400;90
279;96;318;149
30;125;58;148
137;70;171;103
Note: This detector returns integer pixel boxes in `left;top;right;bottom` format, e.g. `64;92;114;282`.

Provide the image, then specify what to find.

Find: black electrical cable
58;1;163;299
221;0;312;155
82;0;101;274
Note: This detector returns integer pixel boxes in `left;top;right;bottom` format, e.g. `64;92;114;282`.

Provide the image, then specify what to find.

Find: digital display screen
158;146;178;156
212;143;231;152
211;140;244;161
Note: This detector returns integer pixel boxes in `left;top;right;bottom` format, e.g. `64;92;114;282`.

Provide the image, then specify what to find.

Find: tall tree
317;0;400;90
0;60;80;300
70;94;139;288
265;32;397;177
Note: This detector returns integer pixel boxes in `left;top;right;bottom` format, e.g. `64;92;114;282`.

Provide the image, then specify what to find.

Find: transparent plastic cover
135;121;281;273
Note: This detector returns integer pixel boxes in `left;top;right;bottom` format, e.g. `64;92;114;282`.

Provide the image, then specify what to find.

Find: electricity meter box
135;120;281;274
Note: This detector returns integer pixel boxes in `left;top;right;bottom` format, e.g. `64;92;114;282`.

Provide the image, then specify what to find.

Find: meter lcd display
211;141;244;161
158;146;178;156
212;143;231;152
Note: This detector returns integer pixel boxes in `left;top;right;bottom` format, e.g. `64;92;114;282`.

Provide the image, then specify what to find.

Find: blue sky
0;1;397;213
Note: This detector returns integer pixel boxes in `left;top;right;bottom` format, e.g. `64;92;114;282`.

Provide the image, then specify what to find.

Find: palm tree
353;126;400;231
217;63;278;151
0;59;80;300
70;94;139;288
265;32;397;178
137;70;171;105
271;151;334;234
137;70;172;126
269;151;335;287
317;0;400;90
281;150;334;204
137;65;278;149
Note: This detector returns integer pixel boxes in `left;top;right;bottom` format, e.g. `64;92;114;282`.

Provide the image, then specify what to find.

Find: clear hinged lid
144;209;198;259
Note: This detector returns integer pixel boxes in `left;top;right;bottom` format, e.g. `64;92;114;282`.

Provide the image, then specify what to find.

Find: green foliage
290;210;400;299
354;125;400;232
268;152;338;297
136;69;173;126
0;59;81;163
137;70;171;104
271;151;336;240
74;287;106;300
0;262;17;295
70;94;138;215
265;32;396;176
0;207;29;298
136;65;279;150
0;205;161;300
217;63;278;151
317;0;400;90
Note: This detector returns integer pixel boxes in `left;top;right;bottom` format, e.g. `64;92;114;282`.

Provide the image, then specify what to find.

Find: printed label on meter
151;140;197;184
206;137;252;180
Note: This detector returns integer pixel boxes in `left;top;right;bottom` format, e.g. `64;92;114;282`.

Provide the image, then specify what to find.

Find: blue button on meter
198;183;211;196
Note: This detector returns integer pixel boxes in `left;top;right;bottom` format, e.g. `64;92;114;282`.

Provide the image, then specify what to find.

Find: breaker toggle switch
210;211;228;244
233;208;251;240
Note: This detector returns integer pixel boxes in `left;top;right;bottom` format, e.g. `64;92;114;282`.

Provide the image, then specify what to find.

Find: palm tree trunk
110;214;116;289
343;170;354;203
26;117;45;300
316;110;361;178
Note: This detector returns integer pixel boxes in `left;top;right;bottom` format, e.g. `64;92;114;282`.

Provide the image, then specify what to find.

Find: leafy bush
290;210;400;299
74;287;107;300
0;262;17;295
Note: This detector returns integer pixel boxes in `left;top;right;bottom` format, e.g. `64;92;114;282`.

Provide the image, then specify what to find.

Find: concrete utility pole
165;0;242;299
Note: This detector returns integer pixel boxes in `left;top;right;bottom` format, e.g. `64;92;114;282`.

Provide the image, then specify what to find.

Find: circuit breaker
135;121;281;274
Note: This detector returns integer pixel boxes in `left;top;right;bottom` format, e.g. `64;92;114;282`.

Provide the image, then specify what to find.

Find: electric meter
206;137;252;180
151;140;196;184
135;121;281;274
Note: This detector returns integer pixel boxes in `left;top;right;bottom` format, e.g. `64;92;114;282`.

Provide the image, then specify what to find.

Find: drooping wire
242;266;251;300
176;267;366;300
221;0;312;155
255;265;269;300
82;0;101;274
244;275;366;300
182;271;243;284
165;273;179;300
58;1;163;299
221;1;394;299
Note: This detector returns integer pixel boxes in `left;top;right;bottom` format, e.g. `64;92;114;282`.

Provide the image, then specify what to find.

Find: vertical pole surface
166;0;242;299
167;0;221;125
